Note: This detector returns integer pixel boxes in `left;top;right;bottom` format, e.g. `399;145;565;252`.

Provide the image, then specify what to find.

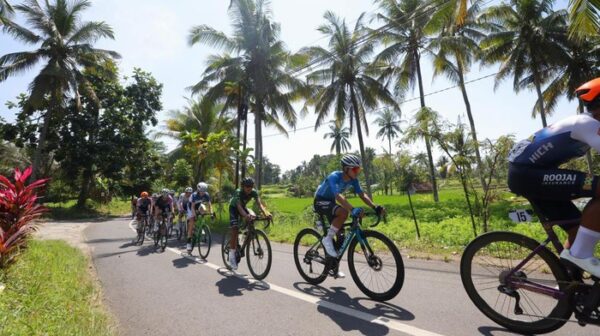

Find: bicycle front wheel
160;223;168;252
246;230;272;280
347;230;404;302
136;219;146;245
196;225;211;259
460;231;572;334
293;228;328;285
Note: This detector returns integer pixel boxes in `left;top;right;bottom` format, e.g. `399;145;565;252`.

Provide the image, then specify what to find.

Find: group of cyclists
129;76;600;305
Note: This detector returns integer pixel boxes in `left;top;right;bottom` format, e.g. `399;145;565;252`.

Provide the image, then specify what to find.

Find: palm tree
568;1;600;39
375;108;402;155
160;98;234;181
540;37;600;173
374;0;439;201
479;0;569;128
301;11;399;197
0;0;119;179
427;0;488;189
0;0;13;25
188;0;307;190
323;120;352;156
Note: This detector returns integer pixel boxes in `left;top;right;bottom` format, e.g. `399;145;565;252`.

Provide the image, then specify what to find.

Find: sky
0;0;578;173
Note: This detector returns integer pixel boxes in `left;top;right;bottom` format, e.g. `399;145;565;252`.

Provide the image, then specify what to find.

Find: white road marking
127;220;446;336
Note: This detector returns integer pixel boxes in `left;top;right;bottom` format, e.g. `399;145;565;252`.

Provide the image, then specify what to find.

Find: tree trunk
350;87;372;198
235;94;242;188
255;103;263;190
457;59;486;191
77;167;93;208
241;116;248;179
388;134;392;155
534;78;547;128
336;140;340;156
415;52;439;202
31;111;52;181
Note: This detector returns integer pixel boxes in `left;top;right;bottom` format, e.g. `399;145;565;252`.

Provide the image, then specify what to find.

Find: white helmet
185;187;193;193
161;188;169;196
197;182;208;192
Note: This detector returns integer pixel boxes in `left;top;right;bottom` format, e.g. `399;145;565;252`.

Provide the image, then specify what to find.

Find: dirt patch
34;221;93;255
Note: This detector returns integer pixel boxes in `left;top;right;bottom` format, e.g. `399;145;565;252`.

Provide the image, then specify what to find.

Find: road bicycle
153;211;170;252
176;214;187;241
293;211;404;302
189;212;213;259
460;202;600;334
221;216;273;280
135;213;149;246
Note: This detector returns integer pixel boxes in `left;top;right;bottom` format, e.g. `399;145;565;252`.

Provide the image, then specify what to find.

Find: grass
0;240;115;336
45;198;133;220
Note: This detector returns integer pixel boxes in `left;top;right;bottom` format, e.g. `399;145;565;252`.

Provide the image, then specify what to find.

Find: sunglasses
350;167;361;174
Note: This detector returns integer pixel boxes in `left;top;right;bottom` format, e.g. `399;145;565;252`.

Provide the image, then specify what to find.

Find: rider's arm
358;192;376;209
236;201;251;219
335;193;354;213
256;197;270;216
572;116;600;153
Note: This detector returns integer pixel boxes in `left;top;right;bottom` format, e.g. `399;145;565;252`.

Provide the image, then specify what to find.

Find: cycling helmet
341;154;361;168
161;188;169;196
241;177;255;187
185;187;193;193
140;191;149;198
576;77;600;110
197;182;208;192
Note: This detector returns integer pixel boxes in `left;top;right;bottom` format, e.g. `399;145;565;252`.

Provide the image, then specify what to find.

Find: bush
0;167;48;268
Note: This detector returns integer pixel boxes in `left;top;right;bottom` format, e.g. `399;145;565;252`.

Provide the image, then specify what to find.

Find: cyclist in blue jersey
314;154;385;267
507;77;600;277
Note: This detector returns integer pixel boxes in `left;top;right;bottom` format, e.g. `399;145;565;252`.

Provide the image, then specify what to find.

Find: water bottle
315;219;324;234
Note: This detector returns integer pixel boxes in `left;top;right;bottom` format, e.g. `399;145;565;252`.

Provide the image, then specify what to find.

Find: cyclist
186;183;213;252
154;188;174;229
314;154;384;267
177;187;192;243
228;177;271;270
134;191;152;242
507;77;600;278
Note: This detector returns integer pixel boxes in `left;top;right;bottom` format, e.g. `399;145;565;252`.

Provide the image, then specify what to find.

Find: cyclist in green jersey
227;177;272;270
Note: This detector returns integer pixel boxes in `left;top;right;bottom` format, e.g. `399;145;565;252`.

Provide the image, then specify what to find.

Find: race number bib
508;209;533;223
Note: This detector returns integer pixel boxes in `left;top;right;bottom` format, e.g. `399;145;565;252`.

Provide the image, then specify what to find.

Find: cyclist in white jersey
507;77;600;277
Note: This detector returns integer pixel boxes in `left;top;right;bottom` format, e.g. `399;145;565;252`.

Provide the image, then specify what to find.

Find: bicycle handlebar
352;211;386;228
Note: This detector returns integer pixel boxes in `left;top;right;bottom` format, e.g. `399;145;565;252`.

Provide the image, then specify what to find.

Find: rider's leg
570;198;600;259
322;207;348;257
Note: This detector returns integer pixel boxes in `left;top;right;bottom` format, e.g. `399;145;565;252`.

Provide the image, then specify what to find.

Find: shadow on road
87;237;133;244
136;244;158;256
214;268;269;297
172;256;196;268
294;282;415;336
478;326;531;336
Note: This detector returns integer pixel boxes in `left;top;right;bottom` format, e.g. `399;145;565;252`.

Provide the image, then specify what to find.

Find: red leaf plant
0;166;48;268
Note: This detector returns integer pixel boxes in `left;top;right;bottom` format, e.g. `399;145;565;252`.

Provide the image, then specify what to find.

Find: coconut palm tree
160;99;234;181
188;0;307;190
301;11;399;197
0;0;13;25
374;0;439;201
323;120;352;156
0;0;119;179
568;0;600;39
375;108;402;155
479;0;569;128
427;0;489;189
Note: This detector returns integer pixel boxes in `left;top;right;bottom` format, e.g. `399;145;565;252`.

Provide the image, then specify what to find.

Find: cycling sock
570;226;600;259
326;226;339;239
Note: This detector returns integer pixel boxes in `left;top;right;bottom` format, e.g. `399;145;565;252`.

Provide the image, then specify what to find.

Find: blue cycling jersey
508;113;600;167
191;191;210;204
315;171;363;200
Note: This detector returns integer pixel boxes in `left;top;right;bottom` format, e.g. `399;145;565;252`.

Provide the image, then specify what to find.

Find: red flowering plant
0;167;48;268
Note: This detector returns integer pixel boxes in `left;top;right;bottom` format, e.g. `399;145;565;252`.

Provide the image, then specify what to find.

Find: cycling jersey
155;195;173;210
315;171;363;200
191;191;211;211
137;198;151;212
508;113;600;167
229;189;258;209
178;193;191;211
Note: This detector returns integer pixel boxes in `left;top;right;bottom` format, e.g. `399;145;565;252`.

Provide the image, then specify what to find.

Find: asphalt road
84;218;593;336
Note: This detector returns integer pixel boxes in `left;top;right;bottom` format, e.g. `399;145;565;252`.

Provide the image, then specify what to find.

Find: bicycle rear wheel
293;228;328;285
246;230;272;280
221;230;240;270
460;231;572;334
136;219;146;245
347;230;404;302
160;222;168;252
196;224;211;259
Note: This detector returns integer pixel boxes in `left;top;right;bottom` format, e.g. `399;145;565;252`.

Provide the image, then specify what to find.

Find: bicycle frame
236;217;271;256
503;217;580;301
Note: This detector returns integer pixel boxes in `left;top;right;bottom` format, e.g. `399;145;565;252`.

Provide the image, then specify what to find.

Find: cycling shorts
508;163;599;229
229;206;249;228
313;198;340;225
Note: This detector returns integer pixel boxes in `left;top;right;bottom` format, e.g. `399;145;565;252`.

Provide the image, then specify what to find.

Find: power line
249;71;498;141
